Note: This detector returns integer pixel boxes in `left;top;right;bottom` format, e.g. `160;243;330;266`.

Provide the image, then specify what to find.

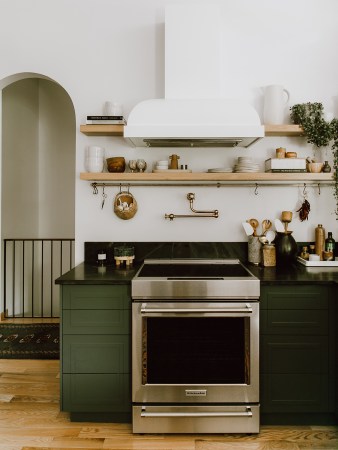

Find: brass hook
92;183;98;195
318;183;321;195
254;183;259;196
303;183;308;197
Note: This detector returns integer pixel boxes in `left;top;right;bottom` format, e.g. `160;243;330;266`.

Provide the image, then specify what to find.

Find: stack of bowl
155;160;169;171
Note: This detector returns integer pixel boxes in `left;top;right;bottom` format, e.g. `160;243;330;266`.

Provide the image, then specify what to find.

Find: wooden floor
0;360;337;450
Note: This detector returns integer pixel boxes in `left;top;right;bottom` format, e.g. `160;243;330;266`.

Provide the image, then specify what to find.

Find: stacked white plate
207;168;233;173
233;157;260;173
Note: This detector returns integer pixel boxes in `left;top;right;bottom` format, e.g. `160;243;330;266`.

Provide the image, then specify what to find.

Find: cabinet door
63;335;130;374
260;284;331;415
62;308;130;334
63;374;130;412
62;285;131;310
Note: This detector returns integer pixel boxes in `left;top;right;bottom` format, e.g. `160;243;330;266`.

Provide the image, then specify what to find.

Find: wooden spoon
247;218;259;236
262;219;272;235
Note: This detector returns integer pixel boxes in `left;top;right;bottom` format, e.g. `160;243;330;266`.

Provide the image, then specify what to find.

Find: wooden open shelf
80;124;304;137
80;124;124;136
264;124;304;137
80;171;333;184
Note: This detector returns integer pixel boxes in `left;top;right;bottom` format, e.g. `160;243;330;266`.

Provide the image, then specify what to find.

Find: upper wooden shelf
79;124;304;137
264;124;304;137
80;124;124;136
80;172;333;184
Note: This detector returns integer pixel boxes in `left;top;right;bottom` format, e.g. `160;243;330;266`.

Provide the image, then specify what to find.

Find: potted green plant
290;102;332;148
290;102;338;219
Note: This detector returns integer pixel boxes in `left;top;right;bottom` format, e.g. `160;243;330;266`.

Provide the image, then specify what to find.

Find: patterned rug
0;323;59;359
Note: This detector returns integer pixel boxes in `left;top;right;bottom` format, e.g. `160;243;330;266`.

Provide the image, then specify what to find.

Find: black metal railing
3;239;75;318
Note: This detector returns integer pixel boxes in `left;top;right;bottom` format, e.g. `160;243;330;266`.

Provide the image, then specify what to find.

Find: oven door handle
141;407;253;418
140;303;253;314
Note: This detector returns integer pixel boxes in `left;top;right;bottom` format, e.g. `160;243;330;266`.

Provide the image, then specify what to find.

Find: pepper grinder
169;154;180;170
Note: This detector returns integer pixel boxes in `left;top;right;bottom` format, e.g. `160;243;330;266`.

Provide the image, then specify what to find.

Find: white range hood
124;5;264;148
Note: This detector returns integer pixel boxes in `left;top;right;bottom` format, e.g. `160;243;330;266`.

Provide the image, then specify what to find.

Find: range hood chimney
124;5;264;148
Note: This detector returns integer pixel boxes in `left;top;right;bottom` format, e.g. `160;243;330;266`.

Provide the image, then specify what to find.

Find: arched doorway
0;73;76;319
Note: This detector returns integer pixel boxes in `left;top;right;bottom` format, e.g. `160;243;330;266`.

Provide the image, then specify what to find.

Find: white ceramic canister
85;146;105;173
263;85;290;124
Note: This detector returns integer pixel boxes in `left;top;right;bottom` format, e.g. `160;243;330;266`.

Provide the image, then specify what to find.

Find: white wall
1;79;75;238
0;0;338;263
2;79;39;237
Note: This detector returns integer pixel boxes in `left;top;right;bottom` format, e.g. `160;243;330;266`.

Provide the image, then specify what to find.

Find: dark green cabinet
60;285;131;422
260;284;336;425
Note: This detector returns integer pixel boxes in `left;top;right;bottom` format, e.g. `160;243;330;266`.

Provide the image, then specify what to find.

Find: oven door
132;301;259;404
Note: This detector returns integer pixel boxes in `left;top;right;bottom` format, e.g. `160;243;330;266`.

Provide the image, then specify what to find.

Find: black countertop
55;260;338;286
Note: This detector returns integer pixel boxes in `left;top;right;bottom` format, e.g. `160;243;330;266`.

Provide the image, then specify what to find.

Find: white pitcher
263;85;290;124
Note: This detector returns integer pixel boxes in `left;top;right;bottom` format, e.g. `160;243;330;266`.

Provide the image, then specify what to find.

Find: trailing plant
290;102;333;147
331;118;338;218
290;102;338;219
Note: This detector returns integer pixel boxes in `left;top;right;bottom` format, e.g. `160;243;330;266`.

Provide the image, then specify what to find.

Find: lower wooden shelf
80;172;333;185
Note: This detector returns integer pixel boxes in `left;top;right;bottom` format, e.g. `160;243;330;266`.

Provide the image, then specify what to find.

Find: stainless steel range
131;259;260;434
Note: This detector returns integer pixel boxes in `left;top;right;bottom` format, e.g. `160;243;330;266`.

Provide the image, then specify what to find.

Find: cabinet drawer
63;309;130;334
261;335;328;374
62;285;131;310
260;285;328;310
261;309;328;335
62;335;130;374
62;374;130;413
261;373;329;413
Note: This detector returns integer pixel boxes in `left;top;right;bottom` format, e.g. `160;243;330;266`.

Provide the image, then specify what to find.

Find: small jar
262;244;276;267
276;147;286;158
309;244;316;254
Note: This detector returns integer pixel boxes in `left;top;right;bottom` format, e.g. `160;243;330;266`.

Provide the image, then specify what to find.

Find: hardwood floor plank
0;360;336;450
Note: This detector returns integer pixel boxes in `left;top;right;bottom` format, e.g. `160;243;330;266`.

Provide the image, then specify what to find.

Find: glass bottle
325;232;335;253
97;249;107;266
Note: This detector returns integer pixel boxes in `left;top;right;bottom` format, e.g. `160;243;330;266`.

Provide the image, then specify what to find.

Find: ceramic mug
263;85;290;124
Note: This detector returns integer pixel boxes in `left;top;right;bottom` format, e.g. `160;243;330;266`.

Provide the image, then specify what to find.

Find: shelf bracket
165;193;219;221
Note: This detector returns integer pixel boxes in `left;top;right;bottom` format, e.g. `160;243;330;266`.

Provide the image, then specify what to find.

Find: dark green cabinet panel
63;335;130;374
60;284;132;420
261;335;328;374
63;374;130;412
63;309;130;334
261;309;328;335
62;285;131;310
260;284;334;420
260;285;328;310
261;373;329;413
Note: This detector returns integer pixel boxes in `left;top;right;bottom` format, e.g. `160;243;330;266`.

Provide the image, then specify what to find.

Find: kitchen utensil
274;218;285;233
281;211;292;232
266;230;276;245
262;219;272;235
242;221;254;236
248;218;259;236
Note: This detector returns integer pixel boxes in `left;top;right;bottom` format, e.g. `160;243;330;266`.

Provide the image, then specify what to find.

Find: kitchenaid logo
185;389;207;397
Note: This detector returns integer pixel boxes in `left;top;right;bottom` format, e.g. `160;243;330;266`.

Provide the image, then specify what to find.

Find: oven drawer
132;405;260;434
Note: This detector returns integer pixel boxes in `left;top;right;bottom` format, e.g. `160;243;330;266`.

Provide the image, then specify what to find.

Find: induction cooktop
132;259;260;299
136;259;253;279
